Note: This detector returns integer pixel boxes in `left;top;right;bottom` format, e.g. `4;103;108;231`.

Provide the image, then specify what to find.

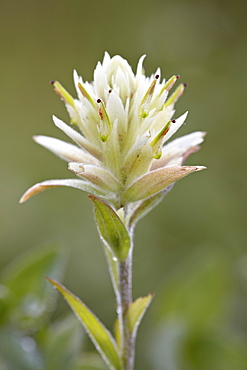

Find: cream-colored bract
20;53;206;208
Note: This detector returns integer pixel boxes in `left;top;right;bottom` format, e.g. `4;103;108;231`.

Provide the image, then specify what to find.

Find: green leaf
113;318;121;350
47;278;123;370
74;352;108;370
44;314;84;370
150;321;247;370
0;327;43;370
127;293;154;337
89;195;131;262
1;244;67;331
156;250;230;332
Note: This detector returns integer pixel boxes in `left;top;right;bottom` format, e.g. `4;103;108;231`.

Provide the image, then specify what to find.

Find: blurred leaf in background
0;245;110;369
149;248;247;370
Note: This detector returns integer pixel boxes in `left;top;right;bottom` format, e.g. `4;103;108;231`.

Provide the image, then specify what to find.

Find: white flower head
20;53;206;211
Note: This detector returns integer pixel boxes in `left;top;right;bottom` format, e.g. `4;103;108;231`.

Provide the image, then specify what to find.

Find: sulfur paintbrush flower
20;52;205;214
20;53;206;370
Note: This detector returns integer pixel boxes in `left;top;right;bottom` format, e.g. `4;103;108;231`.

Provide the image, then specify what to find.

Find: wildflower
20;53;205;211
20;54;206;370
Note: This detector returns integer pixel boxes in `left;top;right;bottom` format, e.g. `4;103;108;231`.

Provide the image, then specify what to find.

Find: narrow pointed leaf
114;318;121;350
89;195;131;262
46;278;123;370
123;164;206;203
127;293;154;337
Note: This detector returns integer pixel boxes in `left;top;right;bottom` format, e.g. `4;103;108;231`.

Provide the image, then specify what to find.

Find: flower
20;53;205;212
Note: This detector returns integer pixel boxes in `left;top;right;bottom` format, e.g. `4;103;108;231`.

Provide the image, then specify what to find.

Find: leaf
156;250;230;332
74;352;108;370
150;320;247;370
113;318;121;350
46;278;123;370
44;314;84;370
127;293;154;337
0;327;43;370
89;196;131;262
1;244;66;331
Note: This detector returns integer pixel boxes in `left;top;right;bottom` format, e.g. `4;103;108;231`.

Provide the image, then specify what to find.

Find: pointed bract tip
45;275;54;284
19;187;38;203
68;162;85;174
88;194;102;203
19;195;26;204
45;276;62;291
195;165;207;171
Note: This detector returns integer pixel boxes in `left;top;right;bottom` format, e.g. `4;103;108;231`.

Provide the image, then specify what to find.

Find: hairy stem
118;243;134;370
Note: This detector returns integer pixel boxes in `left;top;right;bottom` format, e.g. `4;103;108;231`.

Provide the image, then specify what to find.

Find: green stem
118;243;134;370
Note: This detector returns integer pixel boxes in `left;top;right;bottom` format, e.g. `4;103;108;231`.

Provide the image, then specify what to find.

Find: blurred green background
1;0;247;369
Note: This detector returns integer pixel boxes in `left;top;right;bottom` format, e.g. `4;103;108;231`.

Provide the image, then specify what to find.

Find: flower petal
136;55;146;78
151;131;206;170
53;116;102;160
162;111;188;144
121;136;153;187
123;164;206;203
33;135;99;164
19;179;112;203
106;90;127;136
69;163;122;192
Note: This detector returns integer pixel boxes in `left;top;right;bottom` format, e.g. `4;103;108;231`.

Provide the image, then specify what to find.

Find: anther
172;119;176;123
50;80;55;85
97;99;101;103
155;74;159;79
183;83;188;87
176;75;180;79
